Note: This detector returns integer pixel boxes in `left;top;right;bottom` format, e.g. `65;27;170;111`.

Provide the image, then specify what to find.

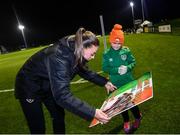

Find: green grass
0;33;180;134
0;46;47;90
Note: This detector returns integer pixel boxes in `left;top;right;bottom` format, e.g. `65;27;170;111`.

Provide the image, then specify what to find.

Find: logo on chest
109;54;127;62
121;54;127;61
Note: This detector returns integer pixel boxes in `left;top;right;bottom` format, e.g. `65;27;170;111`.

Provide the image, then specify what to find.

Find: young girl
102;24;142;133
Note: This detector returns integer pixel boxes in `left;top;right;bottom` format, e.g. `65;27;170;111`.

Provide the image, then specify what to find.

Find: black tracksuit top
15;36;108;121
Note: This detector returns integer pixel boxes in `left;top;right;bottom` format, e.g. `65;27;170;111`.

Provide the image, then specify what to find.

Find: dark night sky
0;0;179;51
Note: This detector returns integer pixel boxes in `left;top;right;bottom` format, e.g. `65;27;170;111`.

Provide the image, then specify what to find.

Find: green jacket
102;46;136;88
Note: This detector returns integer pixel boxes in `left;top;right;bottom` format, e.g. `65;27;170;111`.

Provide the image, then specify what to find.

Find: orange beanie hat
109;24;124;44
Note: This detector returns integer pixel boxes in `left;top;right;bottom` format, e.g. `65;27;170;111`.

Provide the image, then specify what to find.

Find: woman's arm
78;65;108;86
46;54;95;121
78;65;116;93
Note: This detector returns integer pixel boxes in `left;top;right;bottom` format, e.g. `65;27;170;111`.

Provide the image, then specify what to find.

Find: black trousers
121;105;141;122
19;96;65;134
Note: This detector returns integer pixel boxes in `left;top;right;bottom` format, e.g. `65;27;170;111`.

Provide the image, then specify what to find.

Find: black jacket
15;36;108;121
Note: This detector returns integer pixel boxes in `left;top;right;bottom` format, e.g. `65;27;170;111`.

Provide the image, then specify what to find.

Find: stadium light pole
18;24;28;48
99;15;107;51
130;2;135;29
141;0;145;21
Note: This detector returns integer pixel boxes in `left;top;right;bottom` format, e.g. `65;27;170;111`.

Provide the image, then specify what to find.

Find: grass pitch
0;33;180;134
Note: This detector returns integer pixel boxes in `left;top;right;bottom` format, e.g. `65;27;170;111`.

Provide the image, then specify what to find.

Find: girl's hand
118;65;127;75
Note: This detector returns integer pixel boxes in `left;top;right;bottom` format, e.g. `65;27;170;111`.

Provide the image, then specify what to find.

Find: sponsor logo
26;99;34;103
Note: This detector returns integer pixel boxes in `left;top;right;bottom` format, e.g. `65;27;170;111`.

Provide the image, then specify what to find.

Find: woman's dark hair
73;27;99;66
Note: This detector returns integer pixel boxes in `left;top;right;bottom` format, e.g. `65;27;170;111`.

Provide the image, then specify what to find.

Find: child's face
111;38;122;50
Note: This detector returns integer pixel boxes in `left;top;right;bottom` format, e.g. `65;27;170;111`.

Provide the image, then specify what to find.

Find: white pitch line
0;71;103;93
0;89;14;93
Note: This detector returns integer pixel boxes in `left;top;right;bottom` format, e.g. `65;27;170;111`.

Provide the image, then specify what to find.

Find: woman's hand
95;109;110;124
105;81;117;94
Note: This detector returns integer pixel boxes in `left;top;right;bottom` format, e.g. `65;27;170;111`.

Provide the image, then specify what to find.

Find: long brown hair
73;27;99;66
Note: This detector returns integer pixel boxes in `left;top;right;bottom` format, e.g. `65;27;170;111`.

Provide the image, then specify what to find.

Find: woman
15;27;116;134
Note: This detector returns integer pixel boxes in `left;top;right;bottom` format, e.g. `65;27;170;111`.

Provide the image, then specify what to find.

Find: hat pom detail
113;24;122;30
109;24;124;44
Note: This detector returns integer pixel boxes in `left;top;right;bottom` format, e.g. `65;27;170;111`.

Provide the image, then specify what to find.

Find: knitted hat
109;24;124;44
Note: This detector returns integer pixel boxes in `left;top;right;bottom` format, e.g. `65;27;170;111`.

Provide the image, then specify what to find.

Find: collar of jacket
59;36;75;52
59;36;89;68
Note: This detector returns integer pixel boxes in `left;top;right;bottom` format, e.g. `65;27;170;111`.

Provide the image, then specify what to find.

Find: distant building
140;20;154;33
158;24;171;32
